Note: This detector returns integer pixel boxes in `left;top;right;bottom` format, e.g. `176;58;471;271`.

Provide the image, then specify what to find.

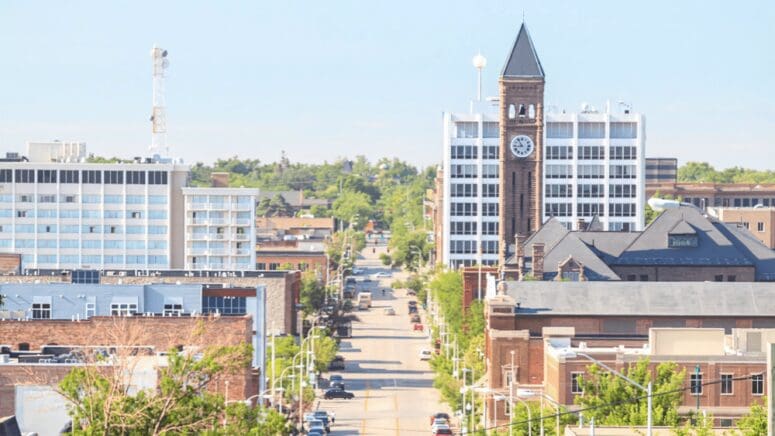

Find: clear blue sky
0;1;773;170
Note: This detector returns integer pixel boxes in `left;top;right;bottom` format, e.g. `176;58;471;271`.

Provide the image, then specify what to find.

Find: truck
357;292;372;310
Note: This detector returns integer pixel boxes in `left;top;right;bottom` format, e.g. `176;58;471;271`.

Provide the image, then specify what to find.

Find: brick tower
498;23;545;266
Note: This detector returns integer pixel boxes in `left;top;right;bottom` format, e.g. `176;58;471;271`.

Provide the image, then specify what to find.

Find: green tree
58;343;252;434
575;359;684;427
300;271;326;315
331;190;374;229
672;411;715;436
312;333;338;373
213;403;291;435
511;401;574;436
736;397;767;435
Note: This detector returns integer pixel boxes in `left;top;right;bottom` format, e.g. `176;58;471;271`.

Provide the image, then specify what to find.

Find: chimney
576;218;586;231
515;234;527;275
210;172;229;188
532;242;545;279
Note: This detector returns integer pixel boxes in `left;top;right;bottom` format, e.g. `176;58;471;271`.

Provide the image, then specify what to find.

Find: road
318;244;449;435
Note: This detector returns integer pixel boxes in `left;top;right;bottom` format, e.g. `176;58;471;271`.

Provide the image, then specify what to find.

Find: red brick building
462;266;498;311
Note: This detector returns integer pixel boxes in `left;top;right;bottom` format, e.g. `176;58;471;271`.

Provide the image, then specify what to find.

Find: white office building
543;107;646;231
441;111;501;269
0;142;189;270
182;187;259;270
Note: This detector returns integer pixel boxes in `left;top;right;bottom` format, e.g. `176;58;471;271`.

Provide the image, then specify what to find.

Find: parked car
408;306;418;314
419;349;432;360
432;426;453;435
413;323;424;331
431;417;449;429
328;355;345;371
330;381;345;390
406;289;417;296
304;413;331;432
384;307;396;316
430;413;451;425
324;387;355;400
410;314;421;323
329;375;344;385
371;272;392;279
307;419;326;434
312;410;334;424
352;268;364;275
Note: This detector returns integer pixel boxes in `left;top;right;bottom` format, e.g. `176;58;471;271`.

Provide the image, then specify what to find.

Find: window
727;275;736;282
720;374;733;395
578;165;605;179
752;374;764;395
610;146;637;160
578;146;605;160
32;297;52;319
85;298;96;318
609;122;637;139
269;263;280;270
148;171;168;185
482;222;498;235
148;210;167;219
577;203;605;217
126;171;146;184
450;183;477;197
546;122;573;138
545;203;572;217
690;373;703;395
164;303;183;316
450;164;477;178
720;419;733;428
482;203;498;216
578;122;605;138
126;195;144;204
577;184;604;198
482;184;499;198
482;164;499;178
450;202;477;216
450;221;477;235
545;164;572;179
82;194;101;203
545;146;572;160
610;164;637;179
39;194;56;203
610;221;633;231
610;184;637;198
571;372;583;394
451;145;478;159
757;222;765;232
149;195;167;204
111;301;138;316
59;170;79;183
82;170;102;184
482;122;499;138
668;235;698;247
257;262;267;270
714;275;723;282
73;270;100;284
482;145;499;159
456;122;479;138
639;274;649;281
546;184;573;198
63;195;77;203
14;169;35;183
37;170;57;183
609;203;636;217
104;170;123;184
627;274;636;281
202;296;247;315
0;169;11;182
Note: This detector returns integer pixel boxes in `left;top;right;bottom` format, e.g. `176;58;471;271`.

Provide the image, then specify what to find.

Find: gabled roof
668;219;696;235
501;23;545;78
541;234;620;281
576;231;639;264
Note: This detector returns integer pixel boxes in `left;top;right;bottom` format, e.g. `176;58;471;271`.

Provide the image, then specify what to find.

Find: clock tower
498;22;545;266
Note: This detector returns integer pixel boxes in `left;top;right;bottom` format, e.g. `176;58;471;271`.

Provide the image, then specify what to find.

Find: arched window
528;104;535;119
508;104;516;119
518;104;526;118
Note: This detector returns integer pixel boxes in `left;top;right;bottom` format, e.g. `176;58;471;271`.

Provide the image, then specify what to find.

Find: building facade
441;111;501;268
646;157;677;184
646;182;775;209
712;207;775;249
543;109;645;231
182;187;259;270
0;143;189;270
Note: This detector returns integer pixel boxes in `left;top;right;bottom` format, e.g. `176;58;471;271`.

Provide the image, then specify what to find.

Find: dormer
667;219;698;248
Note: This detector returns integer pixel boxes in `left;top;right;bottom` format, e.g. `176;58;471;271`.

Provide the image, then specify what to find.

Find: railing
233;233;250;241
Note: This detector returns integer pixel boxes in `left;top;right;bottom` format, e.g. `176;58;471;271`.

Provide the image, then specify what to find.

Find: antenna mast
149;45;170;156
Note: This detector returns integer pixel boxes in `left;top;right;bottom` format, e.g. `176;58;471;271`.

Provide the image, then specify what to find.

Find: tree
300;271;326;315
331;190;374;229
737;397;767;435
257;194;294;217
511;401;573;436
575;359;684;427
58;342;253;434
311;333;338;373
213;403;291;435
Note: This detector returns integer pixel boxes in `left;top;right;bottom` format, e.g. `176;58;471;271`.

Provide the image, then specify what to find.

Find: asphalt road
317;245;449;435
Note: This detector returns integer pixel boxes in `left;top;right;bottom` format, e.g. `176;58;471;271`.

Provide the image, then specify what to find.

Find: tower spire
501;23;544;78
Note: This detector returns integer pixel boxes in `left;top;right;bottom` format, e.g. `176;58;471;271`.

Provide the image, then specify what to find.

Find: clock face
510;135;534;158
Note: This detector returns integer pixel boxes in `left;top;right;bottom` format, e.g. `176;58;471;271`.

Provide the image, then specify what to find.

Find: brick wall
611;265;755;282
462;267;498;311
0;254;21;274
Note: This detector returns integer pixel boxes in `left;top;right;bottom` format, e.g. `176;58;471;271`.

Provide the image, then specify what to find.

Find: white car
372;272;392;279
419;349;432;360
352;268;364;275
383;307;396;316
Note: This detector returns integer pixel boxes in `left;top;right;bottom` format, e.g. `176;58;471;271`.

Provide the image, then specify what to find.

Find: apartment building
182;187;259;270
712;207;775;249
646;157;678;184
646;182;775;209
0;143;189;270
440;111;501;268
543;108;646;231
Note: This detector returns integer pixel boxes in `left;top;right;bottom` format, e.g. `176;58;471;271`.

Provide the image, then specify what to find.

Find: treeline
678;162;775;184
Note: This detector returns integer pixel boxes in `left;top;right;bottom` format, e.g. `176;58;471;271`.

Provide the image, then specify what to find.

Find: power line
464;373;758;434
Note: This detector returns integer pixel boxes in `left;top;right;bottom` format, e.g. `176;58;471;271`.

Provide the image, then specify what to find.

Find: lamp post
564;351;653;436
513;395;532;436
509;350;516;436
462;368;471;432
517;389;561;436
278;365;302;414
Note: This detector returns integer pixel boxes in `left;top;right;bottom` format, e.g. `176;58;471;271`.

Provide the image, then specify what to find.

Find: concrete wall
650;328;726;356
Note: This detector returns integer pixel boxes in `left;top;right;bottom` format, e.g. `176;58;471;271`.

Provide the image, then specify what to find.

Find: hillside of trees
678;162;775;184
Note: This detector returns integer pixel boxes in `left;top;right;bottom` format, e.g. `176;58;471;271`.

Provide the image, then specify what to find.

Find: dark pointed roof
501;23;545;78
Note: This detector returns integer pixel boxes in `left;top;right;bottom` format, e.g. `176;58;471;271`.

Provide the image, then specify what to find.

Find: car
408;306;418;314
330;381;345;390
383;307;395;316
362;277;373;282
328;355;345;371
304;414;331;432
430;413;451;425
371;272;392;279
432;427;453;435
307;430;325;436
323;387;355;400
330;374;343;384
431;417;449;428
352;268;364;275
307;419;326;434
410;314;421;323
312;409;334;424
419;349;432;360
406;289;417;296
413;323;424;331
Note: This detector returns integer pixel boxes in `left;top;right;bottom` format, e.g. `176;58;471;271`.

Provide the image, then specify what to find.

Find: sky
0;1;773;170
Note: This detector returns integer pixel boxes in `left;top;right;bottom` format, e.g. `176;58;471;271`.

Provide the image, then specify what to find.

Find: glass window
59;170;79;183
545;203;572;217
202;296;247;315
72;270;100;284
482;122;499;138
546;146;573;160
126;195;145;204
104;170;124;184
578;122;605;138
32;303;51;319
81;170;102;184
82;240;101;248
148;171;168;185
720;374;733;395
571;373;583;394
609;122;637;139
546;184;573;198
149;195;168;204
163;303;183;316
37;170;57;183
546;122;573;138
546;164;573;179
126;255;146;264
752;374;764;395
59;209;79;218
149;226;167;234
82;194;101;203
148;240;167;250
148;255;168;264
578;146;605;160
148;210;167;219
690;373;703;395
111;303;138;316
127;240;146;249
104;195;122;204
455;122;479;138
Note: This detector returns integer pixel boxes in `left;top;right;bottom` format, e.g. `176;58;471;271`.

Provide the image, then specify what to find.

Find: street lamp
517;388;561;436
562;350;653;436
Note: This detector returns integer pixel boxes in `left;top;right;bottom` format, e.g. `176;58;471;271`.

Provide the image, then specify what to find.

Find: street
318;245;449;435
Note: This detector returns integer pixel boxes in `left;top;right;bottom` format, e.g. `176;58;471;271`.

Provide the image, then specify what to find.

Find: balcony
232;218;253;226
233;233;250;241
234;249;252;256
186;219;209;225
189;249;208;256
232;203;253;212
210;233;227;240
187;233;208;241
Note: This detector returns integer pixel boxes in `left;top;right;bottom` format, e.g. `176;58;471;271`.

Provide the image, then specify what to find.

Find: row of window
546;164;637;179
449;240;498;254
0;169;169;185
570;372;763;396
0;194;169;205
546;122;638;139
450;145;499;160
545;184;638;198
1;209;168;219
22;255;168;265
451;202;499;216
449;164;499;178
545;203;637;217
30;300;183;320
450;221;498;235
5;224;168;234
455;122;499;139
449;183;500;198
3;239;168;249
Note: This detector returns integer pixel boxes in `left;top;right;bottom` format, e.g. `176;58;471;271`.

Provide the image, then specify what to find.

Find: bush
379;253;392;266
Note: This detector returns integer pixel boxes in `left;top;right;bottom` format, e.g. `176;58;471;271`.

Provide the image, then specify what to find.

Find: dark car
324;387;354;400
410;314;421;323
328;355;345;371
330;375;344;384
408;306;418;314
430;412;451;424
407;300;417;306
